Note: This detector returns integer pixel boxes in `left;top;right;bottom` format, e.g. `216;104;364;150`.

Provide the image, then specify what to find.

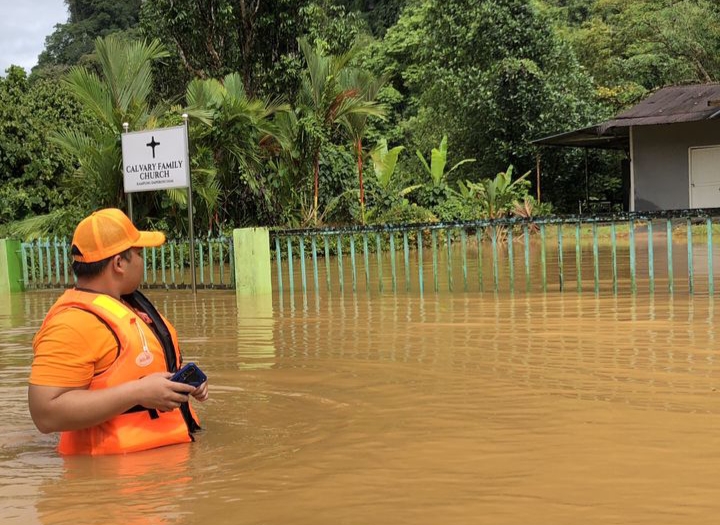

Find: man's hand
190;380;209;403
135;373;197;412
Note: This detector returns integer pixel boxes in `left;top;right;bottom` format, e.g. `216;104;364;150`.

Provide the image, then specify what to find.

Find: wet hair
71;246;133;278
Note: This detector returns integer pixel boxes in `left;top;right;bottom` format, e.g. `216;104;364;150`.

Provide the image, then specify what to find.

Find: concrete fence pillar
233;228;272;296
0;239;24;294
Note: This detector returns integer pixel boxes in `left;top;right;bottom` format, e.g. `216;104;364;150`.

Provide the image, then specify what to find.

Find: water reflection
272;291;720;415
235;294;275;370
35;446;193;525
3;290;720;524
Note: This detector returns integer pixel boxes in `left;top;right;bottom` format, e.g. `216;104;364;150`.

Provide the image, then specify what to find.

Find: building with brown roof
533;84;720;212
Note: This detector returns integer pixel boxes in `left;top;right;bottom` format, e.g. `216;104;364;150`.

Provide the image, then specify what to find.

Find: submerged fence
270;209;720;297
15;208;720;296
20;236;235;290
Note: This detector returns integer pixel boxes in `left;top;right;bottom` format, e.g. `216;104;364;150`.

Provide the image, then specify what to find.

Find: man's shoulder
37;307;117;343
31;306;119;387
44;306;111;327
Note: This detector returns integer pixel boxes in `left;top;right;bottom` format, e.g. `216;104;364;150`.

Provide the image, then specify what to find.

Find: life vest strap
124;405;160;419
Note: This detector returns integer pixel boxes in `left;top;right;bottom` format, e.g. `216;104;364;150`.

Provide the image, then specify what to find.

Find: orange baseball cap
71;208;166;263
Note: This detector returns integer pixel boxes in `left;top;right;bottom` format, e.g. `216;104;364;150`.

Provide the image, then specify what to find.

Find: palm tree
338;68;388;223
296;38;386;224
184;72;289;226
51;35;169;215
263;110;310;226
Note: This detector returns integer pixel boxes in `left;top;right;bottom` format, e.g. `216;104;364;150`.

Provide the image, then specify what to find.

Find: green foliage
427;165;539;222
335;0;408;36
8;0;720;232
300;2;371;56
415;135;475;187
263;110;313;226
542;0;720;109
3;206;85;240
295;37;387;223
36;0;142;70
512;195;554;219
364;139;422;222
370;139;405;192
163;149;220;235
316;145;360;224
473;165;532;218
51;35;169;220
369;0;603;213
141;0;299;101
368;201;437;226
183;72;291;228
414;135;475;209
0;67;85;232
139;0;367;101
338;67;388;218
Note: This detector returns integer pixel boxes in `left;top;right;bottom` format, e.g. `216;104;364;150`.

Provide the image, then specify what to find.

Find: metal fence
19;209;720;296
20;236;234;290
270;209;720;297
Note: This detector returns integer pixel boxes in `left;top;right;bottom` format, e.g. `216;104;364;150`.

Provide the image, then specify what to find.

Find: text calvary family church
125;159;186;183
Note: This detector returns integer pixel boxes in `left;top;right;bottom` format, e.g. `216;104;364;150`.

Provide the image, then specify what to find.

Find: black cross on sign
146;136;160;158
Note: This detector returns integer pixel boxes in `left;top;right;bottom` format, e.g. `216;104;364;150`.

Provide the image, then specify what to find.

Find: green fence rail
20;236;234;290
17;209;720;296
270;209;720;297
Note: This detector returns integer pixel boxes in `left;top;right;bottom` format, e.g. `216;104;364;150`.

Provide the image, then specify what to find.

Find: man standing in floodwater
28;208;208;455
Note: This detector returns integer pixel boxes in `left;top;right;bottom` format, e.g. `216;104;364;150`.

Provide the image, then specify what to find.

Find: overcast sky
0;0;68;74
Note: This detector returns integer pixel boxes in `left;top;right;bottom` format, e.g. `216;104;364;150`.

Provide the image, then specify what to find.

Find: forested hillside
2;0;719;237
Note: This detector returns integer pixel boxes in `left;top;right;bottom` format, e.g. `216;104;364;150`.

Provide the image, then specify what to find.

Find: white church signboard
121;125;190;193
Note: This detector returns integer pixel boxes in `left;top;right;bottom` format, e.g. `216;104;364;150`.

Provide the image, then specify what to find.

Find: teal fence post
233;228;272;296
0;239;24;293
707;217;714;295
647;220;655;294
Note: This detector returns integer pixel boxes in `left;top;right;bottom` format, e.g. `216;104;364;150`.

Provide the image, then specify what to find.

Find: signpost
121;119;197;293
121;125;190;193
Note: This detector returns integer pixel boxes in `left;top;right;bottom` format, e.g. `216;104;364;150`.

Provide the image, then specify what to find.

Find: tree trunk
356;138;365;223
356;139;365;206
313;150;320;225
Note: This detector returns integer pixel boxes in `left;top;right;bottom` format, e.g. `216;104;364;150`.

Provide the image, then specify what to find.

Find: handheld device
170;362;207;387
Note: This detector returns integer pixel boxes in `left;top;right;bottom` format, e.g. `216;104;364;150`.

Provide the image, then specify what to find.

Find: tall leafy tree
542;0;720;108
378;0;603;210
140;0;369;101
0;67;85;232
36;0;142;70
335;0;408;36
140;0;300;96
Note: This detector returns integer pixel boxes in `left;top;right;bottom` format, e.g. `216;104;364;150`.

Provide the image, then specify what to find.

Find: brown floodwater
2;287;720;525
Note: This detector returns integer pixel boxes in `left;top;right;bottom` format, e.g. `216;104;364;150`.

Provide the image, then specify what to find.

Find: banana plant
415;135;475;187
475;165;531;219
370;140;410;191
372;140;419;193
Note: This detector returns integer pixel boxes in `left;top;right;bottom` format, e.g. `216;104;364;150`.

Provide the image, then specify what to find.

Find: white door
689;145;720;208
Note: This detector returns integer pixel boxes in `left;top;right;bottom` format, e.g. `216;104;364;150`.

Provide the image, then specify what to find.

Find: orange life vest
39;288;200;455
